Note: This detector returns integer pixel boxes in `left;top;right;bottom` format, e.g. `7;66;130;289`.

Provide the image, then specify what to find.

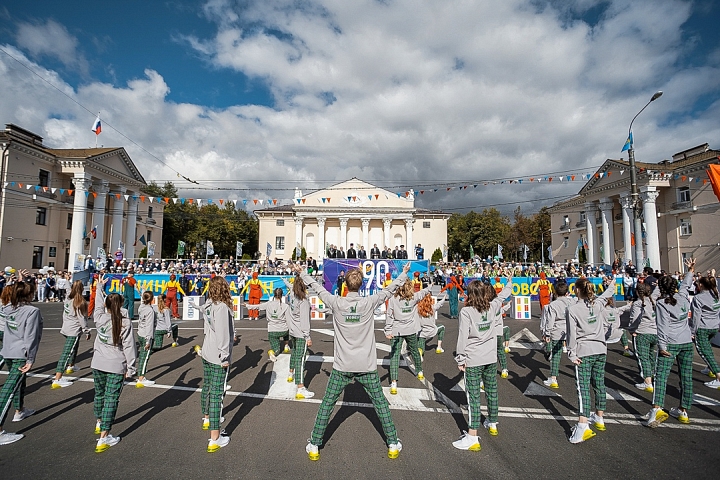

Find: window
49;247;56;258
563;215;569;225
67;213;73;229
39;169;50;187
275;236;285;251
579;211;586;222
148;206;153;219
423;221;431;228
679;218;692;236
276;219;285;226
147;230;152;243
677;186;691;203
32;246;43;269
36;207;47;225
563;237;569;248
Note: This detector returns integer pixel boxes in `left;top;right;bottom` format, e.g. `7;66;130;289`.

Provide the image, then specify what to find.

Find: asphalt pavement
0;300;719;480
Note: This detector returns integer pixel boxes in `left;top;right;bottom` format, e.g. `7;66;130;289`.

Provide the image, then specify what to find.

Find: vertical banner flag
138;234;146;246
266;242;272;258
547;245;553;261
621;131;633;152
91;115;102;135
177;240;186;256
118;241;125;253
236;241;243;258
497;244;503;259
97;247;106;259
147;241;156;256
207;240;214;256
522;244;529;261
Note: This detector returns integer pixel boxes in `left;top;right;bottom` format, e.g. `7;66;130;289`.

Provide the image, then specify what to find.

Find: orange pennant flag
164;197;170;203
571;175;575;181
681;176;687;182
273;199;277;205
375;194;379;200
253;199;258;205
302;198;306;204
92;192;97;198
18;183;23;188
68;189;73;196
219;199;224;205
115;193;121;200
140;195;146;202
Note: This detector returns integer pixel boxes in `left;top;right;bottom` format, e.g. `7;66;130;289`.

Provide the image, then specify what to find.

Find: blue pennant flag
621;131;633;152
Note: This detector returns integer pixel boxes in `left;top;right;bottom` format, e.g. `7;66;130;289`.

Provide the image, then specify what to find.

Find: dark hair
575;278;595;302
555;280;569;297
658;275;678;306
10;281;35;307
142;290;154;305
697;276;719;301
105;293;125;346
68;280;88;317
274;287;284;300
637;282;654;308
465;280;490;312
293;276;307;301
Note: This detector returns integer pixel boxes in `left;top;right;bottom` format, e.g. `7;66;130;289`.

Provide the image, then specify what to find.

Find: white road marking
508;328;543;350
693;393;720;406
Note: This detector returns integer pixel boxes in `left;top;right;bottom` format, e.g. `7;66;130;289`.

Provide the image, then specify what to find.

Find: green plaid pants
152;325;179;351
0;359;26;425
502;325;510;342
389;334;423;381
268;330;290;354
201;359;229;431
289;336;308;385
137;336;154;377
418;325;445;352
310;369;397;447
633;334;658;379
574;354;606;416
621;330;630;349
0;331;5;370
695;328;719;375
55;335;80;373
548;339;563;377
496;335;508;371
653;343;694;410
465;363;499;428
92;369;125;433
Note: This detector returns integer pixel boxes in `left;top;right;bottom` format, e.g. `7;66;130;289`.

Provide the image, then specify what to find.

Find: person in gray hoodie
417;292;447;354
540;279;575;389
566;276;616;443
627;282;661;392
300;262;410;461
283;275;314;399
690;270;720;389
135;291;157;388
247;287;290;363
52;280;90;389
91;275;137;453
0;271;43;446
645;258;695;428
384;280;432;395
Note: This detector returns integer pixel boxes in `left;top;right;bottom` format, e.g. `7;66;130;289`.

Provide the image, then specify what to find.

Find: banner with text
322;259;429;296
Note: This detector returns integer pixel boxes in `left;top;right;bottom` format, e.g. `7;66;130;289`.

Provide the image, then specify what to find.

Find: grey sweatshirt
61;299;89;337
137;303;156;341
455;280;514;367
91;289;137;376
196;300;234;366
541;296;576;341
418;295;447;339
627;287;661;335
601;303;632;340
565;280;616;362
286;293;311;341
656;272;694;350
384;286;433;337
252;298;290;332
301;271;408;373
156;307;172;332
690;290;720;332
0;303;43;364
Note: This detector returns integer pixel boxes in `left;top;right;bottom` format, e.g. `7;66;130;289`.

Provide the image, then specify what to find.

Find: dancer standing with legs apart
135;291;157;388
628;283;660;392
566;276;616;443
52;280;90;388
284;275;314;399
246;288;290;363
442;273;464;319
540;280;575;389
0;271;43;446
385;280;432;394
189;277;234;452
691;269;720;389
453;275;513;449
300;263;410;461
153;294;180;350
417;293;447;355
162;274;185;319
91;275;137;452
646;259;696;427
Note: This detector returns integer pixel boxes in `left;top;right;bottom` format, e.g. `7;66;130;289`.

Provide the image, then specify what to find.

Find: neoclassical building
0;124;162;271
548;143;720;273
255;178;449;261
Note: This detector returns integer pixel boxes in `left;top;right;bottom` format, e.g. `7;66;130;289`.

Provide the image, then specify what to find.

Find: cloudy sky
0;0;718;214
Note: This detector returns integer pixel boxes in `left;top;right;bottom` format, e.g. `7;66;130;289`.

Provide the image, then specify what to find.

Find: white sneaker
635;382;654;392
0;431;24;445
701;367;716;378
95;434;121;453
225;384;232;391
135;378;156;388
51;378;73;389
65;366;76;374
645;407;669;428
500;369;509;379
387;440;402;459
435;347;444;354
483;418;498;436
562;346;568;353
452;431;481;451
589;412;606;431
704;379;720;389
202;416;226;430
669;407;690;424
306;440;319;460
568;422;595;443
207;435;230;452
12;408;35;422
296;387;315;399
390;380;398;394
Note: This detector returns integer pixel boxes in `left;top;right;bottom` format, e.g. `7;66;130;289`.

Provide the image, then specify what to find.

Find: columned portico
584;202;599;265
90;180;109;257
294;217;303;253
110;187;126;252
361;218;370;251
619;195;634;265
405;219;414;259
641;186;661;270
316;217;326;260
339;217;348;251
383;217;391;250
68;173;92;270
598;197;615;265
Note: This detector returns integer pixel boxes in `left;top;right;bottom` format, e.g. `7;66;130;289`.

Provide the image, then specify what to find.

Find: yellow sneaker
202;418;210;430
387;441;402;459
390;381;398;395
193;345;202;355
500;369;509;379
306;442;319;460
94;421;101;434
287;374;294;383
417;371;425;381
484;419;498;436
283;345;291;354
171;342;178;347
268;350;277;362
435;347;444;354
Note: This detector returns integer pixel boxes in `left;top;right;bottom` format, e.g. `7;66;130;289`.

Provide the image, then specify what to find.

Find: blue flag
621;131;633;152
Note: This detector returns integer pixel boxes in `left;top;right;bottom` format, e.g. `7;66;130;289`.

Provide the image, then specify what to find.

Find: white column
90;180;109;257
619;195;633;265
598;197;615;265
294;217;303;255
124;195;138;259
641;187;661;270
68;173;92;271
339;217;348;251
383;217;392;249
405;219;415;259
109;186;126;252
584;202;598;265
361;218;370;251
317;217;326;260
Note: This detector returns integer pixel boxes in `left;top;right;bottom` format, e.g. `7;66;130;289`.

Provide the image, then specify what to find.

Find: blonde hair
394;281;414;301
345;269;364;292
208;276;233;310
157;294;167;312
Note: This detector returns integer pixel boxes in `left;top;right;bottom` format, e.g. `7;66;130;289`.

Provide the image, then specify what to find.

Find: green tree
448;208;511;261
431;247;443;262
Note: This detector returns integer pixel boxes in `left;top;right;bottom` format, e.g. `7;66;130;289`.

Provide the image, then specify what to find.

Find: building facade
548;143;720;273
255;178;449;261
0;124;162;271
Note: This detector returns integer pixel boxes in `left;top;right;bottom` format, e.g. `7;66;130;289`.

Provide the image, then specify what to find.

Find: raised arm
372;263;411;309
433;295;447;312
94;277;108;318
300;271;335;309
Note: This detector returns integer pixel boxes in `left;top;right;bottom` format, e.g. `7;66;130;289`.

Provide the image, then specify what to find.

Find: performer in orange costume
241;272;271;319
162;273;186;319
537;272;552;311
440;274;465;318
411;271;423;292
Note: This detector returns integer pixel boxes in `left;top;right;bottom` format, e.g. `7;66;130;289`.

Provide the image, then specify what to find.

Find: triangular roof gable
90;148;147;185
577;159;628;196
301;177;414;209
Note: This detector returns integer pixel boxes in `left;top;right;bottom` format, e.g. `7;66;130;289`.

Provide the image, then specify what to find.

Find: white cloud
1;0;719;216
15;19;89;75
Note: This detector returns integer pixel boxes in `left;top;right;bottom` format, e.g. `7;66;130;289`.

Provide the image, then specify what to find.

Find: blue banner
322;259;429;296
462;277;624;301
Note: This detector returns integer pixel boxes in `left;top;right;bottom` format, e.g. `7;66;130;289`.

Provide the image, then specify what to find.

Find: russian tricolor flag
92;116;102;135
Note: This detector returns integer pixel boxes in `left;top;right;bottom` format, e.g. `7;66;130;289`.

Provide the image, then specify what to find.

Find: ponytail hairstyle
68;280;88;317
636;282;654;308
465;280;490;313
696;276;719;301
208;276;233;310
157;293;167;312
292;275;307;301
142;290;154;305
394;281;414;301
273;287;284;300
658;275;678;306
574;278;595;303
104;293;125;346
10;281;35;307
483;281;498;305
417;294;434;318
605;296;615;308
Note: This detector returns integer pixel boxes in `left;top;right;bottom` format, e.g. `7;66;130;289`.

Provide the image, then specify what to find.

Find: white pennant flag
258;199;263;205
233;199;238;206
620;170;625;176
173;198;179;204
196;199;202;206
2;182;7;188
558;176;563;181
149;197;155;203
51;187;57;193
26;184;33;190
688;177;694;182
124;194;129;201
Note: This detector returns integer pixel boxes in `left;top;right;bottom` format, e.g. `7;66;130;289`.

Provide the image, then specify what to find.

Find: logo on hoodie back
345;303;361;323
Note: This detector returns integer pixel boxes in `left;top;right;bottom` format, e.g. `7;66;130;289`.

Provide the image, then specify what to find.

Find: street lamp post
627;91;663;268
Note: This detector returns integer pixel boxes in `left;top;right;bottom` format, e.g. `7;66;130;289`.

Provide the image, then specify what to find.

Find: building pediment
50;147;147;186
300;177;415;210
